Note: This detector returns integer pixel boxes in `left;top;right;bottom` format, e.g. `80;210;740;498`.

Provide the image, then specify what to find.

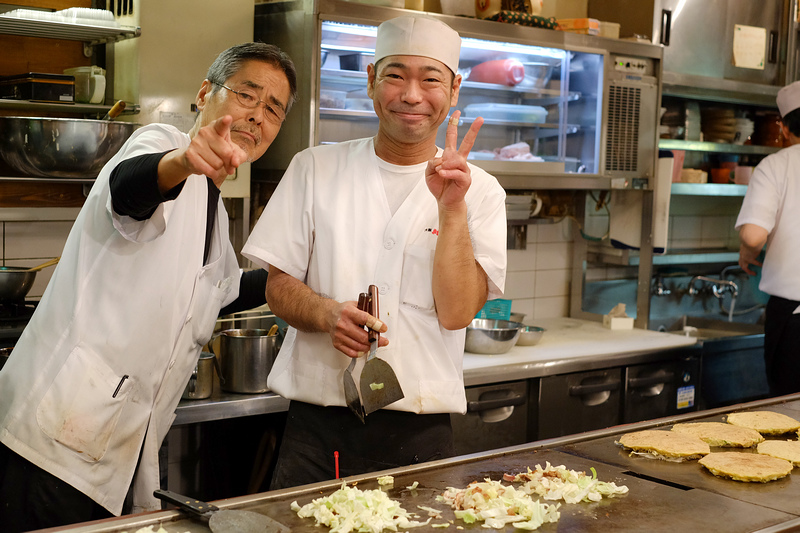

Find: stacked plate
506;194;533;220
732;118;755;145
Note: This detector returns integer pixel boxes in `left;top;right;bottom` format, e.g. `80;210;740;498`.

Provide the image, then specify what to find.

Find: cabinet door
623;356;700;424
451;381;529;455
536;369;622;440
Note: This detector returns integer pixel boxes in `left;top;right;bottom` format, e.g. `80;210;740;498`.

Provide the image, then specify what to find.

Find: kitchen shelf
670;183;748;197
588;244;740;266
319;69;580;104
0;15;140;55
0;98;139;115
658;139;780;155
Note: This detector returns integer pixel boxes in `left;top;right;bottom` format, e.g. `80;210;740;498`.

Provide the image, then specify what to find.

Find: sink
655;315;764;340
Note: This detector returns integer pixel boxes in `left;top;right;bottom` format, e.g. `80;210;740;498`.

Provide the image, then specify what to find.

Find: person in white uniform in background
0;43;296;532
242;15;507;489
737;80;800;396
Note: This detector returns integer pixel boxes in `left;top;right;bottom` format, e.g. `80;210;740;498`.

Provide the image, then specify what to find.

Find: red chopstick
334;450;340;479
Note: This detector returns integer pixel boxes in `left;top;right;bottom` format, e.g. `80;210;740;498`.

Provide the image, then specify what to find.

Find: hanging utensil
154;489;290;533
343;292;369;423
359;285;404;415
101;99;126;121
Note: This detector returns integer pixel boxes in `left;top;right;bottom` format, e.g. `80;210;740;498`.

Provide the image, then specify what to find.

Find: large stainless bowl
0;266;35;301
0;117;138;178
465;319;523;354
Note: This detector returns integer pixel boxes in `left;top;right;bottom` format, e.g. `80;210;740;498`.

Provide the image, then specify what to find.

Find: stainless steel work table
174;318;698;424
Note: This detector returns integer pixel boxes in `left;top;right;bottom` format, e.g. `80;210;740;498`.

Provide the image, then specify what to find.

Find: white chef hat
777;80;800;117
374;15;461;75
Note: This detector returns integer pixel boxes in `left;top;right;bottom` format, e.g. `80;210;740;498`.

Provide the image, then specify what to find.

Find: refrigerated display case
253;0;664;191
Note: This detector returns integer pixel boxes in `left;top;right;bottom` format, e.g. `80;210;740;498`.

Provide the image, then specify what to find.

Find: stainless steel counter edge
462;342;702;386
173;391;289;426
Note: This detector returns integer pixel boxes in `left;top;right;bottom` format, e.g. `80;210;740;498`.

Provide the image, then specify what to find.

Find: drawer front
537;369;622;440
451;381;528;455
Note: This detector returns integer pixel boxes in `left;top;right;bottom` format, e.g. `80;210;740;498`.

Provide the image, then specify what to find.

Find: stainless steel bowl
0;117;138;178
516;325;545;346
0;267;35;301
465;319;523;354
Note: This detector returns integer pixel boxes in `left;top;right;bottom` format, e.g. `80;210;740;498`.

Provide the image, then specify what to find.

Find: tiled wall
506;219;574;322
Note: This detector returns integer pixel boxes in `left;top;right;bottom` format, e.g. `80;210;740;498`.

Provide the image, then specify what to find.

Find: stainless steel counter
174;389;288;426
174;318;698;424
48;393;800;532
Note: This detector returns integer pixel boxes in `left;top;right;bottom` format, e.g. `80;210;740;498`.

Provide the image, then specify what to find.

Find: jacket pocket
36;345;136;462
399;244;435;311
190;275;232;345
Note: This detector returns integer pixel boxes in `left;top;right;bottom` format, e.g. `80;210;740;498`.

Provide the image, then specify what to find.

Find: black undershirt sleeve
109;151;184;220
219;269;269;316
109;150;267;310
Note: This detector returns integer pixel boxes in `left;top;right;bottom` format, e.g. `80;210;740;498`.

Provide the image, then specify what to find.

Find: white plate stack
732;118;755;145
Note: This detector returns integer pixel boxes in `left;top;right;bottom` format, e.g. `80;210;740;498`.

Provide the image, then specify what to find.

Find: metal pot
211;329;278;394
182;352;217;400
0;267;35;301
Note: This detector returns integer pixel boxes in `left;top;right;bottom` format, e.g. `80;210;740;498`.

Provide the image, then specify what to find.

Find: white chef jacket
735;144;800;301
242;138;506;414
0;124;241;515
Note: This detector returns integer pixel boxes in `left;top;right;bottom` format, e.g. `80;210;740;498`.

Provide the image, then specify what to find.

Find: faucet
651;273;671;296
688;275;739;299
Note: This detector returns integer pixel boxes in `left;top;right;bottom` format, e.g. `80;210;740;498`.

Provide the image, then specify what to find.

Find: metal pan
154;489;290;533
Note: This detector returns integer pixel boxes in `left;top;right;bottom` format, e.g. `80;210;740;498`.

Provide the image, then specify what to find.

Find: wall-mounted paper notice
732;24;766;70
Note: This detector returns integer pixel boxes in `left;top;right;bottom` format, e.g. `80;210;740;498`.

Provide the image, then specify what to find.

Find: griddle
50;394;800;532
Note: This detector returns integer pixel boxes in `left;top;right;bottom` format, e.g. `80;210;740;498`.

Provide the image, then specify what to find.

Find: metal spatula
154;489;289;533
359;285;404;415
343;292;369;423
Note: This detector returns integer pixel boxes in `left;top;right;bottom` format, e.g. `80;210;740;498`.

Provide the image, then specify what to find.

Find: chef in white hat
243;14;507;489
736;80;800;396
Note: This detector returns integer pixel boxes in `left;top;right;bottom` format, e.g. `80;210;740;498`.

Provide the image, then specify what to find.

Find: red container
468;59;525;86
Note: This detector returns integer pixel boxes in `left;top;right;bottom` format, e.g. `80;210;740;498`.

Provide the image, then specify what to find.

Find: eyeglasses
212;81;286;124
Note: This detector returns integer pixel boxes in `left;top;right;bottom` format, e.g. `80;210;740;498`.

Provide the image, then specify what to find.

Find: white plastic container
63;66;105;104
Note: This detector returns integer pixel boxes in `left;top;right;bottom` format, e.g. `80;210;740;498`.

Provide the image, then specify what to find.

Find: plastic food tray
463;103;547;123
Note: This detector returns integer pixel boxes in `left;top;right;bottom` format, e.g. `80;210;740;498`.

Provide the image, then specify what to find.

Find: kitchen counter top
174;317;698;424
462;317;698;386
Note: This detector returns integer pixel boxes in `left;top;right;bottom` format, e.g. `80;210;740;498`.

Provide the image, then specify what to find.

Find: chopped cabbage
406;481;419;490
377;475;394;485
439;479;560;530
504;462;629;504
292;481;430;533
370;382;384;390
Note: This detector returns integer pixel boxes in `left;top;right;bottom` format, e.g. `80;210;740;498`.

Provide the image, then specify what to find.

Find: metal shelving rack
0;14;140;56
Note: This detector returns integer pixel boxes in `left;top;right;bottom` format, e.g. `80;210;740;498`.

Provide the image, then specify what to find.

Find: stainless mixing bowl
465;319;523;354
516;325;545;346
0;117;138;178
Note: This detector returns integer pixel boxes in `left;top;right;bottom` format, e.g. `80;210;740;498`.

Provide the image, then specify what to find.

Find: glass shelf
659;139;779;155
670;183;748;197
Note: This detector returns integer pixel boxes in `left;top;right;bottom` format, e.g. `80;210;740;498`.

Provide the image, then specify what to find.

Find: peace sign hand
426;110;484;209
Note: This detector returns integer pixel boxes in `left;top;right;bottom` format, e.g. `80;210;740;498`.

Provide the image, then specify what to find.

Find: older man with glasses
0;42;296;532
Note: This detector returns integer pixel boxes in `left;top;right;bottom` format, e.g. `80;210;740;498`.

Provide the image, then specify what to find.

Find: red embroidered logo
425;228;439;236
